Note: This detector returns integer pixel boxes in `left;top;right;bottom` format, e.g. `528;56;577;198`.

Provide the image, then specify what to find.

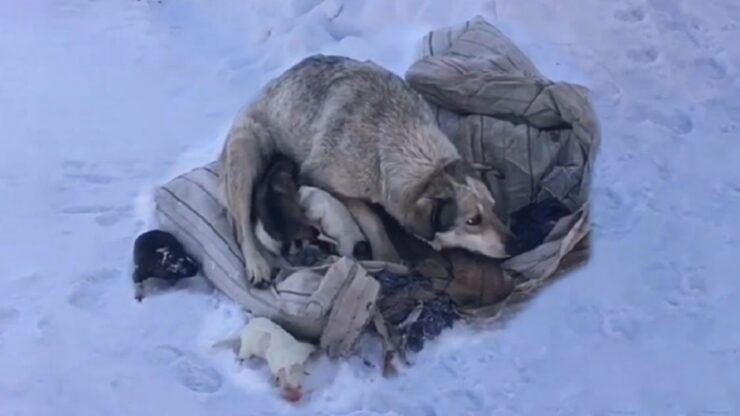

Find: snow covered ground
1;0;739;414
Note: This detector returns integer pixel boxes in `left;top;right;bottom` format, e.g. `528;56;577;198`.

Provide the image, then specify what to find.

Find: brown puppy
252;155;320;265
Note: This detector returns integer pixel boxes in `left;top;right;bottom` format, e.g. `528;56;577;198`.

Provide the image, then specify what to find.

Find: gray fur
219;55;511;286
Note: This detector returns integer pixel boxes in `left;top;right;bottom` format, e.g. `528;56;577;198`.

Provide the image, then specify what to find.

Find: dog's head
408;160;513;259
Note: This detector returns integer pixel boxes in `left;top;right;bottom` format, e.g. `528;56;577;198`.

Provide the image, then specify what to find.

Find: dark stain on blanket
375;270;459;353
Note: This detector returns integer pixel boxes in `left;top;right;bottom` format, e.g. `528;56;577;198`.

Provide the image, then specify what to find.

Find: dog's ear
407;199;436;241
443;159;477;182
432;197;457;233
443;159;465;182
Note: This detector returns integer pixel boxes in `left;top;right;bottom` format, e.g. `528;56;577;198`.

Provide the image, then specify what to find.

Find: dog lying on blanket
218;54;515;287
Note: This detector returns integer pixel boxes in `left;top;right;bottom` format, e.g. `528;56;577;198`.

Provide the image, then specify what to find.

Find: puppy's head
408;160;513;259
276;364;305;403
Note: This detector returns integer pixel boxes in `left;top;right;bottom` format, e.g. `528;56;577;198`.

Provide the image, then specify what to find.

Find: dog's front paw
245;253;274;288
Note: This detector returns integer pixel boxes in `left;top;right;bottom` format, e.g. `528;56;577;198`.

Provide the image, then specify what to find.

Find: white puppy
298;186;370;259
237;317;316;402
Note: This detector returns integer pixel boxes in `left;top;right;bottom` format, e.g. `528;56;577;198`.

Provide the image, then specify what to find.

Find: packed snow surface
1;0;739;415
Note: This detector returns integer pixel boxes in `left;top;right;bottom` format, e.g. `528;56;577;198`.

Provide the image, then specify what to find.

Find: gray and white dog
219;55;513;286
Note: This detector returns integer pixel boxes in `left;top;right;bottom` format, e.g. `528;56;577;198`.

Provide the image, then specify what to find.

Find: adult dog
219;55;513;286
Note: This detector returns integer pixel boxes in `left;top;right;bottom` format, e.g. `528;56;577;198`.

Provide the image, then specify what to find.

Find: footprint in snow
626;47;659;64
58;204;131;227
0;307;20;347
642;260;707;308
152;345;223;394
592;184;640;238
67;268;120;311
368;394;439;416
603;308;643;341
613;8;646;23
645;108;694;135
59;205;114;215
64;172;117;185
692;57;727;80
0;307;20;332
626;104;694;135
94;207;131;227
564;304;605;336
62;159;117;185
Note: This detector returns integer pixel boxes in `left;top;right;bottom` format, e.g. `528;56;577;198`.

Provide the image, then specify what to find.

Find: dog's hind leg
342;199;401;263
219;116;275;287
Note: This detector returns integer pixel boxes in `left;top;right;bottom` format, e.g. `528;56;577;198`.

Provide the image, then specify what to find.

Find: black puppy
508;198;572;255
132;229;200;301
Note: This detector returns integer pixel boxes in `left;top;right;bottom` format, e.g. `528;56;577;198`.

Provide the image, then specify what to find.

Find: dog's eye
466;214;482;226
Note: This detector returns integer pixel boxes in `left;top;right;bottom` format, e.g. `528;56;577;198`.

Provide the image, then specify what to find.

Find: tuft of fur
219;55;513;286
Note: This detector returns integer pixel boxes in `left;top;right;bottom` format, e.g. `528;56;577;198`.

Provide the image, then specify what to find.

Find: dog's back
248;55;460;219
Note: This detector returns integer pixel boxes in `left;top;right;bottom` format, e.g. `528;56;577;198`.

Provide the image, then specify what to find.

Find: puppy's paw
245;253;274;288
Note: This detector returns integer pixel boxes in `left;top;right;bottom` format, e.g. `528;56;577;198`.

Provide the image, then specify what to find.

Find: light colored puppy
219;54;512;286
298;186;373;259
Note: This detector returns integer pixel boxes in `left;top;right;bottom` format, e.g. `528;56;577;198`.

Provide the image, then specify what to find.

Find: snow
1;0;738;414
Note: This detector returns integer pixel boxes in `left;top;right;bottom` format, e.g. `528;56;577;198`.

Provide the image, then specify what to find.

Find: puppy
252;154;320;262
213;317;317;403
218;54;513;286
298;186;372;260
132;229;199;301
253;155;372;266
237;317;316;403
